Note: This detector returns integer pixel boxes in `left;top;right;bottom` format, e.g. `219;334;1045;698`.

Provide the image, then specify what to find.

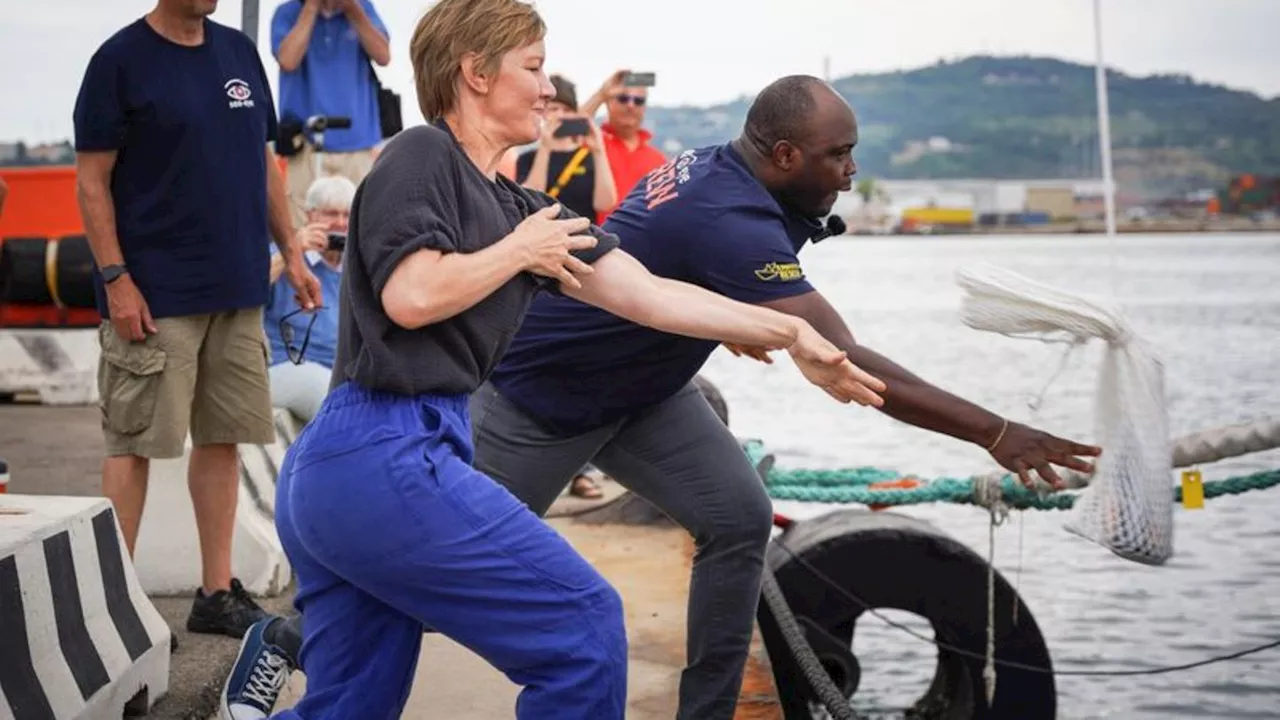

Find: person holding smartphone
580;69;666;223
517;75;618;224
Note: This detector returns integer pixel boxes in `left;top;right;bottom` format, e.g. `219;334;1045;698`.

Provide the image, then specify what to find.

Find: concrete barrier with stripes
0;494;170;719
131;409;304;598
0;329;99;405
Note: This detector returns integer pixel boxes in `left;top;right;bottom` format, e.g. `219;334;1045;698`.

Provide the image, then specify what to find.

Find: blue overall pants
271;382;628;719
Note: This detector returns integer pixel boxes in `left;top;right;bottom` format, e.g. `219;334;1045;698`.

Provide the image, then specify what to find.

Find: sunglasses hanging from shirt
281;306;327;365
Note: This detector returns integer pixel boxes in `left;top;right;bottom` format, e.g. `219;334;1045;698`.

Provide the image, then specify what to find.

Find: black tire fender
763;509;1057;719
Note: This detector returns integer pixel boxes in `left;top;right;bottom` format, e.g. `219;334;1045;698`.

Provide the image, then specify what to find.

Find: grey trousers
470;380;775;720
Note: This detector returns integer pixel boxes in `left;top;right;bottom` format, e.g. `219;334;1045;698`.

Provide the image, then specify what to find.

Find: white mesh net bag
955;262;1174;566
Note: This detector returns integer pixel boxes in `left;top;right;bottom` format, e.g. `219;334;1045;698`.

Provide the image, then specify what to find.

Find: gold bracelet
987;418;1010;452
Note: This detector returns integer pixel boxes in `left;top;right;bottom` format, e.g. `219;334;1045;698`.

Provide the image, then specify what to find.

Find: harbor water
698;232;1280;719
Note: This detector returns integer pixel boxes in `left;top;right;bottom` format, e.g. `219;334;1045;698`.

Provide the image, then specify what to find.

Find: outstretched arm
564;250;886;407
761;290;1100;487
767;290;1000;444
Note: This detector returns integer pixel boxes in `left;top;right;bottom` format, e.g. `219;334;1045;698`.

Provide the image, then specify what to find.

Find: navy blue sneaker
220;616;295;720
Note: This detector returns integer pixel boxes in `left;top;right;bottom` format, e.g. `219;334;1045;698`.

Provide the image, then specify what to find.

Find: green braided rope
741;440;1280;509
764;467;901;487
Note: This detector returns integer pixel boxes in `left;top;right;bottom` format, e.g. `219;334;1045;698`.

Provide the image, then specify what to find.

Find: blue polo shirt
263;250;344;368
270;0;387;152
489;143;824;435
73;18;278;319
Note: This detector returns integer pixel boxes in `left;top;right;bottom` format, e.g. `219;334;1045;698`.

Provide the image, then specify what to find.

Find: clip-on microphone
811;215;847;244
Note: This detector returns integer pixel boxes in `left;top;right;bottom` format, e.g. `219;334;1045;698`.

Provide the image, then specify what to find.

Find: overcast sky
2;0;1276;143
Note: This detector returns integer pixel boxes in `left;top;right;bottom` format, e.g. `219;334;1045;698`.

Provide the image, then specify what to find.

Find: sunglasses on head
614;94;647;107
280;306;326;365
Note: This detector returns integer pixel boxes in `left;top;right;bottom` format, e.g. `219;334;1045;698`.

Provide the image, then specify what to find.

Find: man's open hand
990;421;1102;490
788;325;886;407
285;254;323;310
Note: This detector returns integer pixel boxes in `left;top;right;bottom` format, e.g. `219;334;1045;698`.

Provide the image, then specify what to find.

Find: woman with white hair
255;0;885;717
262;175;355;422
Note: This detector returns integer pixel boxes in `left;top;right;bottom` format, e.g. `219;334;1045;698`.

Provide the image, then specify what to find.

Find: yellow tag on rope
1181;469;1205;510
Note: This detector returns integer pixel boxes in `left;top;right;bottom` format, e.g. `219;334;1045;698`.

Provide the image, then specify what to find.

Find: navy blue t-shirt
73;18;279;319
489;143;825;435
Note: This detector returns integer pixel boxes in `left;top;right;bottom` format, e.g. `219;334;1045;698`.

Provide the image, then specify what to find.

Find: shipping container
1025;187;1075;219
901;207;974;225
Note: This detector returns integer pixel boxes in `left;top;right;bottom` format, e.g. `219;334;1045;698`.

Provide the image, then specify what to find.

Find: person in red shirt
581;69;667;223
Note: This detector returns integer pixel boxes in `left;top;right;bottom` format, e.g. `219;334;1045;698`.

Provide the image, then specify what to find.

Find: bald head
743;75;850;153
736;75;858;218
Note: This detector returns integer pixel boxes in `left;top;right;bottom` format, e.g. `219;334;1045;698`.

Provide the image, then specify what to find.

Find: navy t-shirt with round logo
73;18;279;319
488;142;825;435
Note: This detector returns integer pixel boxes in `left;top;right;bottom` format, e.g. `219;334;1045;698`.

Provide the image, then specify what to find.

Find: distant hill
644;56;1280;198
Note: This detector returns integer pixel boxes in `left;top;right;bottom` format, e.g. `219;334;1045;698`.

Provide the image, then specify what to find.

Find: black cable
771;539;1280;677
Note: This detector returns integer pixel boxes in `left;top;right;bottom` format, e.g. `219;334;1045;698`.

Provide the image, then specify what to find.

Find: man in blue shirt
73;0;321;642
271;0;390;227
263;176;351;422
222;76;1099;718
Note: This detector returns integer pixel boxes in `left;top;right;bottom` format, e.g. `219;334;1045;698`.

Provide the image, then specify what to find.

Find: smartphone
326;232;347;251
622;72;656;88
554;117;591;138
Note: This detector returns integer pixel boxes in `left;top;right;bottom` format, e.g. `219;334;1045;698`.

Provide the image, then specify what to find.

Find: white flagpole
1093;0;1117;237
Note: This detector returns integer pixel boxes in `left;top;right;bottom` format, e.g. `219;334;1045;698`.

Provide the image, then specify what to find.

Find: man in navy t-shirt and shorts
73;0;322;641
222;75;1100;718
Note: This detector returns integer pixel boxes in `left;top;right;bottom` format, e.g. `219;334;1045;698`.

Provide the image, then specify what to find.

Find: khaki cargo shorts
97;308;276;459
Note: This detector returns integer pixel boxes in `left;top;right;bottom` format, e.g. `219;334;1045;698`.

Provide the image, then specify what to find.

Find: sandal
569;474;604;499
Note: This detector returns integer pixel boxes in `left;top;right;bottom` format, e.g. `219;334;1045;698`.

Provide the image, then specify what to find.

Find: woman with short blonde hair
259;0;882;717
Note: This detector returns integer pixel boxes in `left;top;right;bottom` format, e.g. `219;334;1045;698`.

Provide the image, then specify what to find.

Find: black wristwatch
101;264;128;284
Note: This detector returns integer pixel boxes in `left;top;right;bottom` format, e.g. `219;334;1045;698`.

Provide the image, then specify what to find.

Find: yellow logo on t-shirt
754;262;804;281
